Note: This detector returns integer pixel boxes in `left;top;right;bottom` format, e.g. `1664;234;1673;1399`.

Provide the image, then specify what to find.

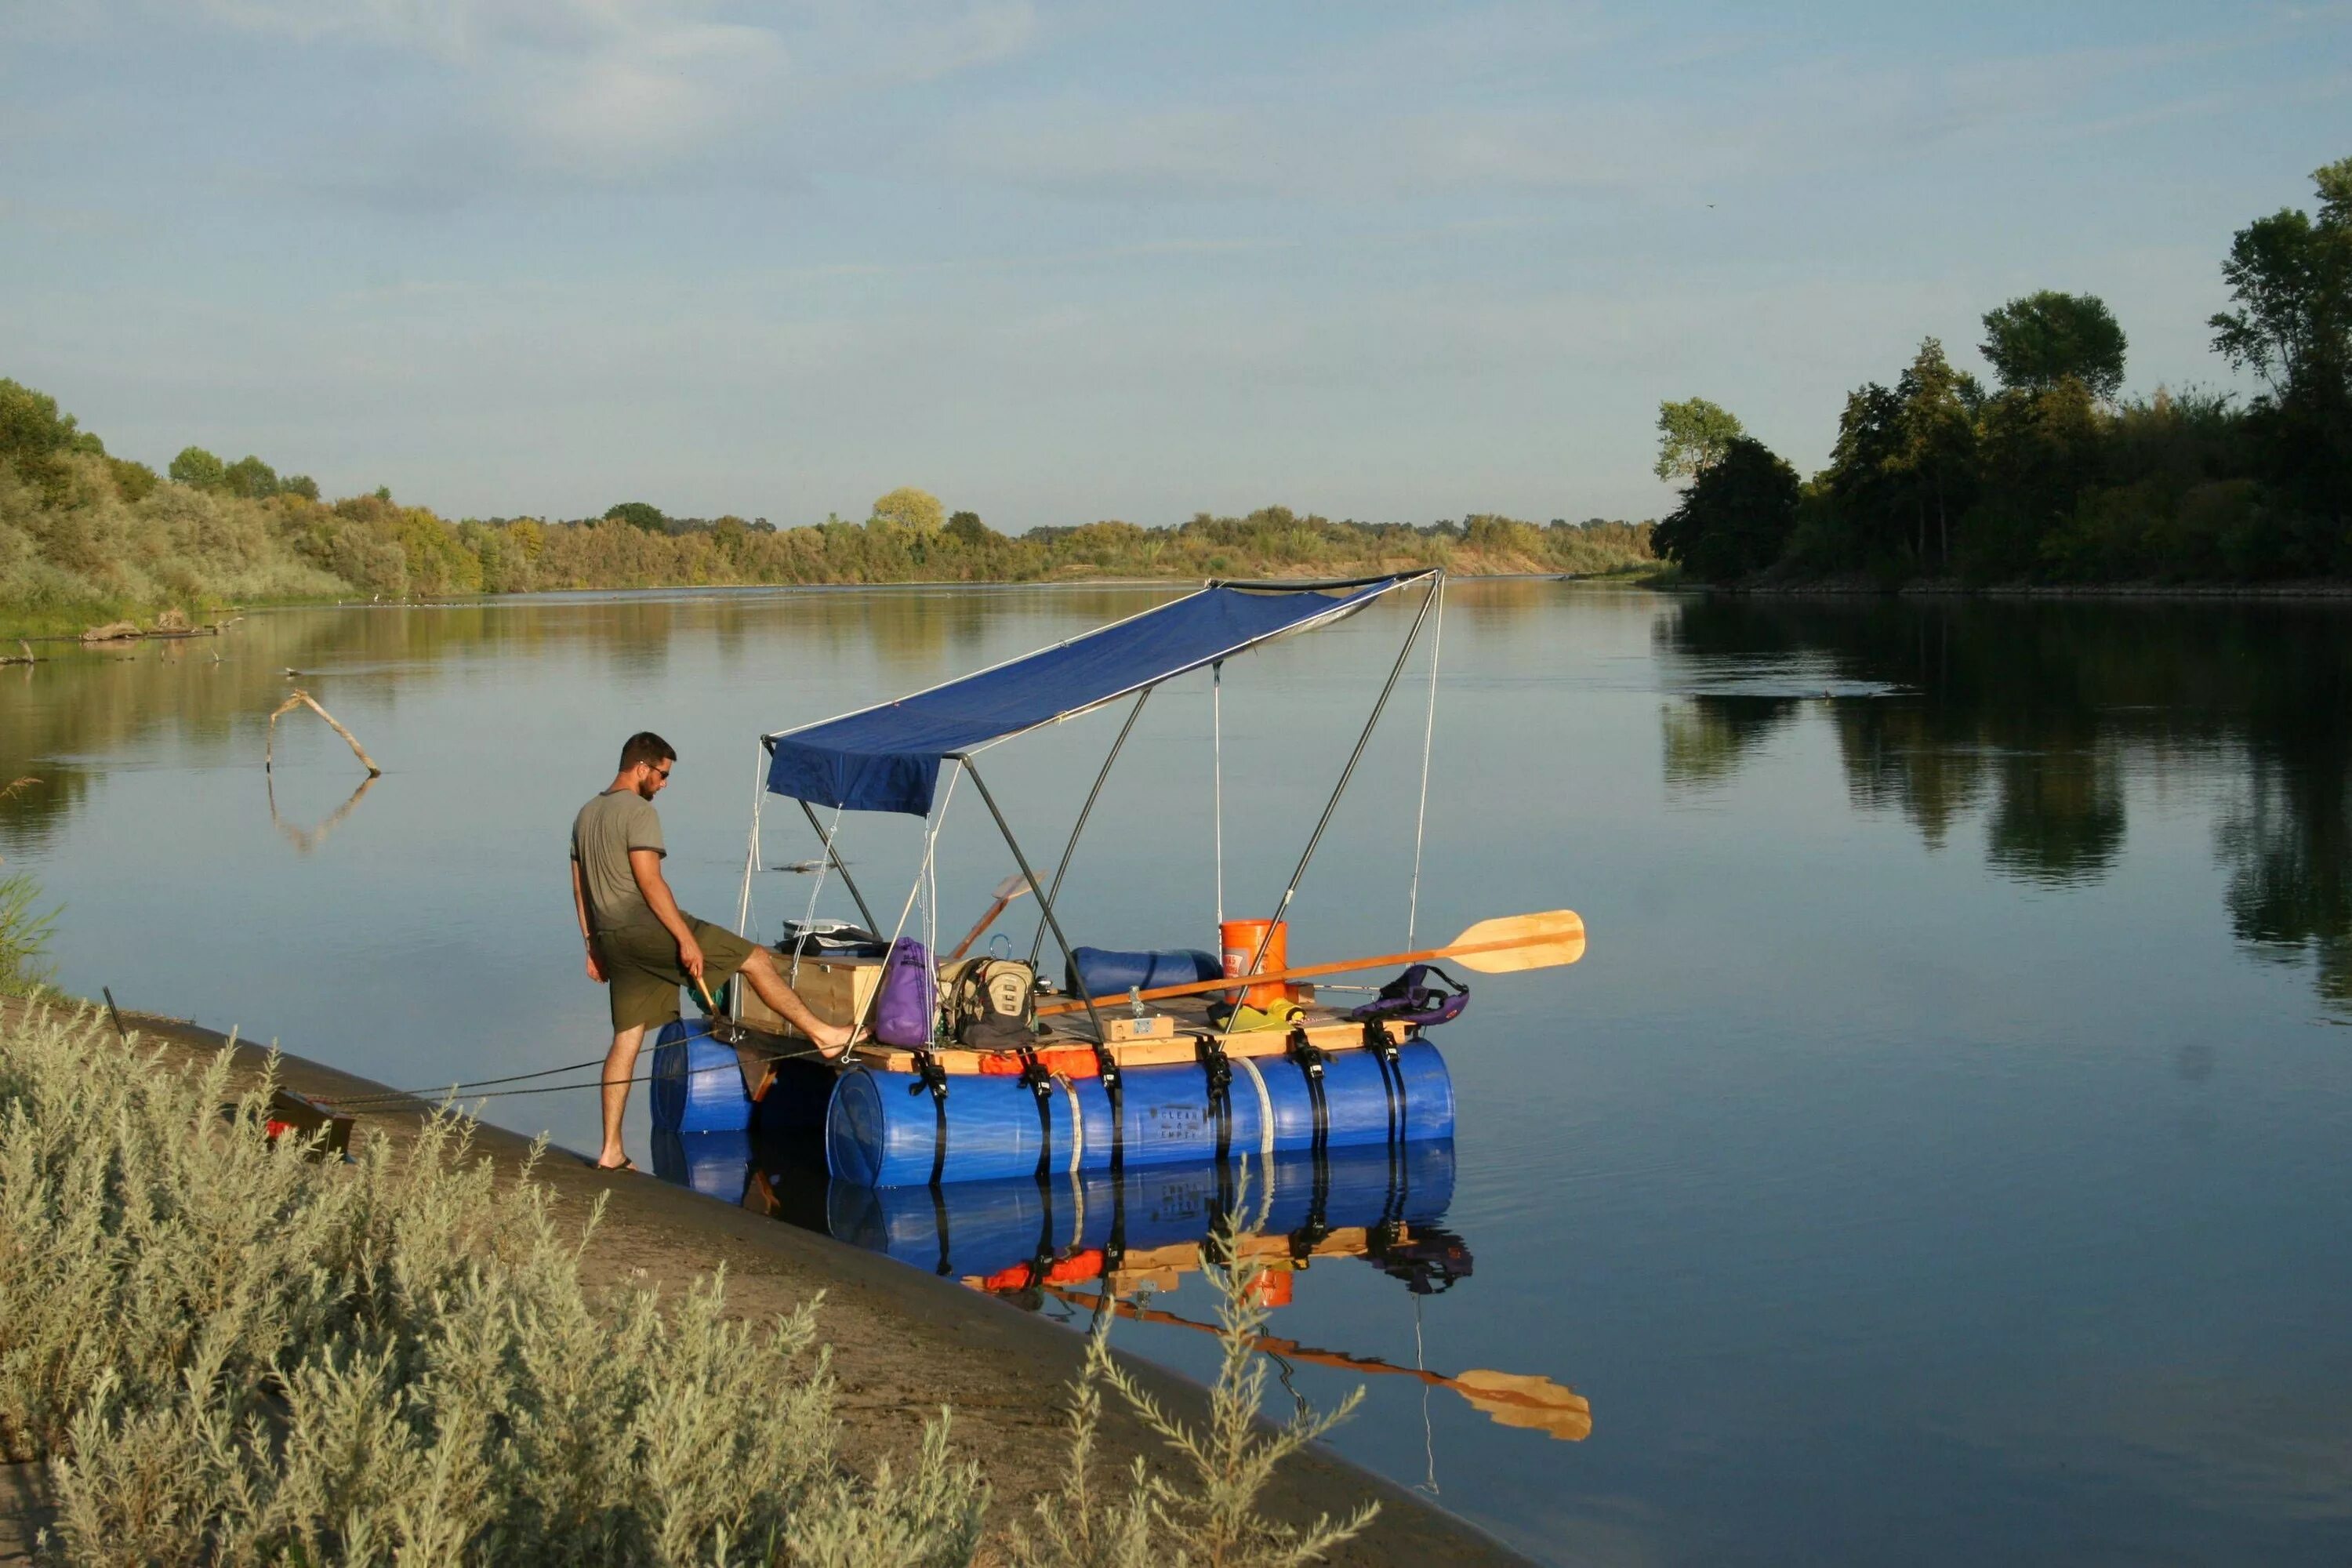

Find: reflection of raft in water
650;1132;1459;1287
649;1131;1591;1443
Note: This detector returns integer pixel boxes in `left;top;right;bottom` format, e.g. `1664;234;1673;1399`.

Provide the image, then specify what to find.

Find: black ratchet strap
1092;1040;1125;1171
908;1050;951;1189
1196;1034;1234;1162
1019;1049;1056;1180
1286;1027;1330;1153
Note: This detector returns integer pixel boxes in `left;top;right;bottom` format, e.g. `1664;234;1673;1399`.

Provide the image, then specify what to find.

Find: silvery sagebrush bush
0;1001;983;1566
0;1001;1371;1568
1007;1185;1377;1568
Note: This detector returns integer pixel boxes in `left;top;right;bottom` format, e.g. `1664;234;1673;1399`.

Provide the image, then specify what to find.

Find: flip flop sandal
588;1156;636;1174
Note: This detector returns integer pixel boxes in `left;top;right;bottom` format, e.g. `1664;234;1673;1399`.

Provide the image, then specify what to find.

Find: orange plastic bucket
1219;919;1289;1007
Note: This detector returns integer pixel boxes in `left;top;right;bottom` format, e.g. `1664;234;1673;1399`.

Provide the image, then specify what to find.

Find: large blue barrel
1066;947;1222;998
649;1018;752;1134
648;1127;753;1199
824;1142;1457;1280
826;1038;1453;1187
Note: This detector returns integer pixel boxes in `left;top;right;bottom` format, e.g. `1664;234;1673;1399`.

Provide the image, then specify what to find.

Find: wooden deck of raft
738;953;1400;1076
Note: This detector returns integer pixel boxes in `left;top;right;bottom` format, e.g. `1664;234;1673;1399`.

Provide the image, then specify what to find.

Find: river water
4;582;2348;1565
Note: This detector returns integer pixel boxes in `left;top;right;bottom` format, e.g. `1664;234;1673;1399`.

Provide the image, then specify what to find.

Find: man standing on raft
572;731;855;1172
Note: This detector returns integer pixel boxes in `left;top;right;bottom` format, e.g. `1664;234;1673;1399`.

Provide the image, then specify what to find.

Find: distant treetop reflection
1659;594;2352;1007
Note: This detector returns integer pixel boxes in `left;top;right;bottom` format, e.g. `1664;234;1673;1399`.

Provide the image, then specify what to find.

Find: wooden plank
758;952;1403;1076
843;1015;1399;1076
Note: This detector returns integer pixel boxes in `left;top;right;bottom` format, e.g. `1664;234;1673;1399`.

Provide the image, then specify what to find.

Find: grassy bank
0;378;1653;638
0;998;1381;1567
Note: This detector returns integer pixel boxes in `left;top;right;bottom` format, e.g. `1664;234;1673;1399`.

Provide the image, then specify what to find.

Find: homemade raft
653;1012;1454;1185
652;569;1568;1189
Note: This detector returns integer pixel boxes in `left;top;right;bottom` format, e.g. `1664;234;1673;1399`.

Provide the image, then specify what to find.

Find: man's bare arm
572;858;604;982
630;847;704;978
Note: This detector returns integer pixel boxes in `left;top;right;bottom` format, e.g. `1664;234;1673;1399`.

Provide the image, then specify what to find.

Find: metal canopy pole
1028;687;1152;967
1245;572;1444;979
953;753;1114;1054
796;797;881;935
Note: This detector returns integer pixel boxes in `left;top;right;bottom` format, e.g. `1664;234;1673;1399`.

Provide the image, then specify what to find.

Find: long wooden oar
1044;1284;1592;1441
946;872;1033;962
1035;909;1584;1019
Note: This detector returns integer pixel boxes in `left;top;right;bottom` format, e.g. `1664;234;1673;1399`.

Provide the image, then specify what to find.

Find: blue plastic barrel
649;1018;753;1134
826;1038;1453;1188
648;1127;753;1199
824;1141;1457;1280
1065;947;1223;999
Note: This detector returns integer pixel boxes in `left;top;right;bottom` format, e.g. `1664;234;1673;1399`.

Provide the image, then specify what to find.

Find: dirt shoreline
0;996;1534;1567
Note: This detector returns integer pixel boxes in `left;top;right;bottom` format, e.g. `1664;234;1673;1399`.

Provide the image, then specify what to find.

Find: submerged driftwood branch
267;690;382;777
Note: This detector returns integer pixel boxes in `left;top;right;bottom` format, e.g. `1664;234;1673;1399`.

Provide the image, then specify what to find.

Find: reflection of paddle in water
1040;1282;1592;1442
268;771;377;855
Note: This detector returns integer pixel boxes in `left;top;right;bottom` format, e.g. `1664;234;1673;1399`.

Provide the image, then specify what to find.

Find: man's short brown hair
619;731;676;771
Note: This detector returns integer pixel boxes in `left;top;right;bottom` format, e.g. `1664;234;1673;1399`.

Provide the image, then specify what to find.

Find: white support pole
1405;573;1447;946
1212;659;1225;926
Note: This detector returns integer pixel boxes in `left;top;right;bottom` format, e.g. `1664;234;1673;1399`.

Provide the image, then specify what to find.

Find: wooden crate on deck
739;953;884;1038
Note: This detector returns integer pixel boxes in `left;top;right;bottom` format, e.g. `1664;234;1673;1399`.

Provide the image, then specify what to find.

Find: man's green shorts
596;916;757;1033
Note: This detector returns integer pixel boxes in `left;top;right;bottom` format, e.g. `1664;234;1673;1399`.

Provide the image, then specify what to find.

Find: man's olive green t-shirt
572;789;665;931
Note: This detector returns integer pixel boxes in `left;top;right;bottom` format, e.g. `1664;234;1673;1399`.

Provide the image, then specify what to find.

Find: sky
2;1;2347;528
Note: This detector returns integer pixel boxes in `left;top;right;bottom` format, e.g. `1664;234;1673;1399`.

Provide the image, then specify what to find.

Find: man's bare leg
597;1024;646;1169
737;947;858;1054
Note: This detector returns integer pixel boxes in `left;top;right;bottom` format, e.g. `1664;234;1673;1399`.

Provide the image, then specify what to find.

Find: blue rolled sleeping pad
824;1141;1457;1280
1065;947;1222;1000
649;1017;753;1134
826;1036;1454;1188
649;1127;753;1200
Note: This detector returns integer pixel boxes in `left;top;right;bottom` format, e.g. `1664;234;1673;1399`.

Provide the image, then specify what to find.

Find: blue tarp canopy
766;578;1419;815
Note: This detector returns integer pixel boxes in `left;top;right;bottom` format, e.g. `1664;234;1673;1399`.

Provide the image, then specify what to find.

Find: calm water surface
5;583;2349;1566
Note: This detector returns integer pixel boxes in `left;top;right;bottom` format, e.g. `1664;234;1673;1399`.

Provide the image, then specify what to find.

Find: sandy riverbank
0;996;1531;1567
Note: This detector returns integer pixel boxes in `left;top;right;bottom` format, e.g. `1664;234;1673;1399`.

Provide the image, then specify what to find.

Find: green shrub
1010;1189;1375;1568
0;869;55;996
0;1004;1380;1568
0;1004;986;1565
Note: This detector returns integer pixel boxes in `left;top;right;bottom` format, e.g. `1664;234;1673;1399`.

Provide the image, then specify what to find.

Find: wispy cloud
139;0;1039;185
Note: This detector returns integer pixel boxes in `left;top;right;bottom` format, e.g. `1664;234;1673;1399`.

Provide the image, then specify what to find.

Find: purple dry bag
873;938;936;1049
1346;963;1470;1029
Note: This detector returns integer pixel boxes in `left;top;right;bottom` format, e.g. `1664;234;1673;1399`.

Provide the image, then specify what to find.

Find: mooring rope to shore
318;1036;833;1111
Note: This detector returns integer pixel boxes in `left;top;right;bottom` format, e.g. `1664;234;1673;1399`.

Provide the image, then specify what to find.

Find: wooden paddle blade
1447;909;1584;973
1452;1370;1592;1441
991;872;1033;902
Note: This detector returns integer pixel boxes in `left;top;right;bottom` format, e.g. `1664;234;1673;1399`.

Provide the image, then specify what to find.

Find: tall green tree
869;486;945;532
221;454;280;499
168;446;226;490
1821;381;1909;564
2209;157;2352;397
1980;291;2129;401
0;379;100;464
1652;436;1799;581
2210;154;2352;551
604;501;666;532
1653;398;1745;484
1891;339;1983;565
